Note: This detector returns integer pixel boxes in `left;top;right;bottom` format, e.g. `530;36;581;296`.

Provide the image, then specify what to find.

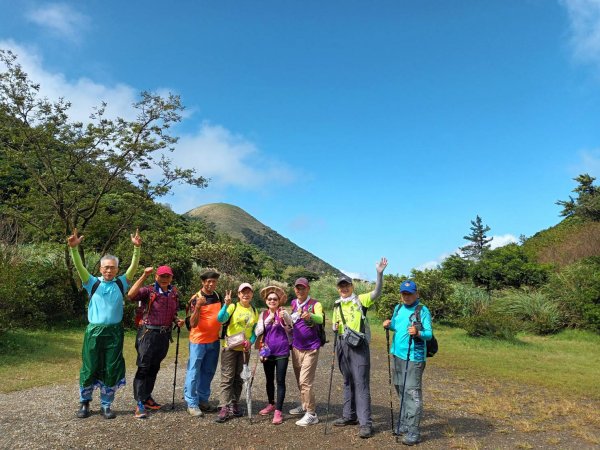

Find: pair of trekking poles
387;327;413;443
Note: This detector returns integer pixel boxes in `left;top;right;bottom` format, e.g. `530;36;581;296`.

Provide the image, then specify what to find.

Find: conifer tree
460;215;492;260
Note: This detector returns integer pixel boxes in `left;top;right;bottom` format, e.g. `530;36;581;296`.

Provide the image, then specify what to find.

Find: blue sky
2;0;600;279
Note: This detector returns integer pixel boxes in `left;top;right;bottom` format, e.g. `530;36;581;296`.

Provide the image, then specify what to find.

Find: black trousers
262;356;289;411
133;327;170;402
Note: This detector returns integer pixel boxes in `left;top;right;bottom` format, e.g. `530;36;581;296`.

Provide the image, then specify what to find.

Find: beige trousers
291;347;319;413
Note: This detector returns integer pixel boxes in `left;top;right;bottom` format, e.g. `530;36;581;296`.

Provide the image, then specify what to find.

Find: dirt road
1;333;598;449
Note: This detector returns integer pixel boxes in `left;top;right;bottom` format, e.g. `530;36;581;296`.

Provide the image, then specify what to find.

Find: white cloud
172;122;295;189
0;40;138;121
341;269;363;280
25;3;89;42
489;234;518;249
1;40;295;192
562;0;600;68
577;148;600;175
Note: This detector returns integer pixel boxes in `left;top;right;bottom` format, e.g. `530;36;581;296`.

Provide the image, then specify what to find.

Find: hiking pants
263;356;289;411
184;340;220;407
218;348;245;407
336;338;372;427
291;347;319;414
393;356;426;436
79;323;126;408
133;327;170;402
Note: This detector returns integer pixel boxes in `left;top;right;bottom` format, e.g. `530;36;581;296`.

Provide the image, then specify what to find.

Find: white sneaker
289;405;305;415
295;412;319;426
187;406;204;417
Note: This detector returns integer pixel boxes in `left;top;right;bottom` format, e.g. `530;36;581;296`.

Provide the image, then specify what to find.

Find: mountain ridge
185;203;342;275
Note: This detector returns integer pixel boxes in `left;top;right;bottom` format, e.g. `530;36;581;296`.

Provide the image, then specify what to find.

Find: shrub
447;283;491;319
499;289;563;335
461;309;520;340
544;257;600;332
0;243;77;331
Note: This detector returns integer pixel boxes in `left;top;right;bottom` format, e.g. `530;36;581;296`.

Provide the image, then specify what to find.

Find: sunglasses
267;297;279;302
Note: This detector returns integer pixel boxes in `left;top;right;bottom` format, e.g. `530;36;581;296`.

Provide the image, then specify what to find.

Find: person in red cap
127;265;184;418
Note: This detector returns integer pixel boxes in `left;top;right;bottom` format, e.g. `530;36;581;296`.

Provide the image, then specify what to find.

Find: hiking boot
76;401;90;419
259;403;276;415
288;404;305;415
402;432;420;446
101;406;116;419
272;409;283;425
394;424;409;436
187;406;203;417
214;406;229;423
230;402;243;418
358;425;374;439
199;401;217;413
135;401;147;419
295;412;319;426
143;397;162;410
333;416;358;427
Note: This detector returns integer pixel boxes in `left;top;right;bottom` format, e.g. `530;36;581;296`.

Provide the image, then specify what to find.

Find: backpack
134;286;179;328
391;303;438;358
86;278;125;320
293;299;327;346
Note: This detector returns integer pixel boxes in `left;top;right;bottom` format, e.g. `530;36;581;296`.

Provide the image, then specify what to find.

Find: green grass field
0;326;190;393
369;320;600;401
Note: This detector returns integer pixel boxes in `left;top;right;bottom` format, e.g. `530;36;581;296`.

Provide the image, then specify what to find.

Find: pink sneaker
272;409;283;424
259;403;276;415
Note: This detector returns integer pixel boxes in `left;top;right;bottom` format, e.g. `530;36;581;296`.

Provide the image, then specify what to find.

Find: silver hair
100;254;119;268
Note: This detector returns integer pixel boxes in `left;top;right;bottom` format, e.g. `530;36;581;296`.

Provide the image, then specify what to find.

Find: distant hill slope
522;216;600;267
186;203;342;275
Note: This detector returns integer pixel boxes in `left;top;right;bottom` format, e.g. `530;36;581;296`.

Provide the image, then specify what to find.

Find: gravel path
1;334;598;449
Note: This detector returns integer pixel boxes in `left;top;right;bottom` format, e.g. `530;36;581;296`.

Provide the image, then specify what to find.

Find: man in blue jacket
383;280;433;446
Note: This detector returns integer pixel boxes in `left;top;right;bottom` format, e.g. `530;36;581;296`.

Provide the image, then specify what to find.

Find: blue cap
400;280;417;294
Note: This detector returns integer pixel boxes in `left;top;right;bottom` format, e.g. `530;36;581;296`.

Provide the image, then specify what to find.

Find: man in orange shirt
183;270;223;416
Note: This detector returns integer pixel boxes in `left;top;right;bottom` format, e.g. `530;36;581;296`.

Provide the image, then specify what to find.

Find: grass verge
0;326;190;393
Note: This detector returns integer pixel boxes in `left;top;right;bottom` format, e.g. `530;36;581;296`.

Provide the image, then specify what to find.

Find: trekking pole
171;325;181;410
395;335;413;443
324;326;339;435
386;328;395;435
248;348;260;424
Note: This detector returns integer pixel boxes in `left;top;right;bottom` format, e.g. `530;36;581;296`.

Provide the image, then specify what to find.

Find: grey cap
336;275;353;286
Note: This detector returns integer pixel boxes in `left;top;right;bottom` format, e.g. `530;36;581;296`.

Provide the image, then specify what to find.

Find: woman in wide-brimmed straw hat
254;285;292;424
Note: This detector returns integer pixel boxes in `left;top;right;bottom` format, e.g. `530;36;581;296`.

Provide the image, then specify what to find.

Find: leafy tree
440;253;472;281
557;173;600;221
0;50;207;285
470;243;550;291
460;215;492;260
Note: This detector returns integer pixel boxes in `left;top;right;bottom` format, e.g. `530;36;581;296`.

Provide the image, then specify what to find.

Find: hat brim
260;286;287;303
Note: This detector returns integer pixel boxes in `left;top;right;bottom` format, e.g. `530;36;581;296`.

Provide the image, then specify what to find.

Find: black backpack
392;303;438;358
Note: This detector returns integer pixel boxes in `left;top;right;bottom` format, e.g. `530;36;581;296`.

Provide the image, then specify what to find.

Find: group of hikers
67;228;434;446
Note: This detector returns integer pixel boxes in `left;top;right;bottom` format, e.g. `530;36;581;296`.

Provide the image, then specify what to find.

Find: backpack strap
220;302;238;339
90;277;124;298
391;303;401;321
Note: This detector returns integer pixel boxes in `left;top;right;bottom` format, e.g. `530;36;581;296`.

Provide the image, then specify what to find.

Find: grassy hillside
523;216;600;267
186;203;342;275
